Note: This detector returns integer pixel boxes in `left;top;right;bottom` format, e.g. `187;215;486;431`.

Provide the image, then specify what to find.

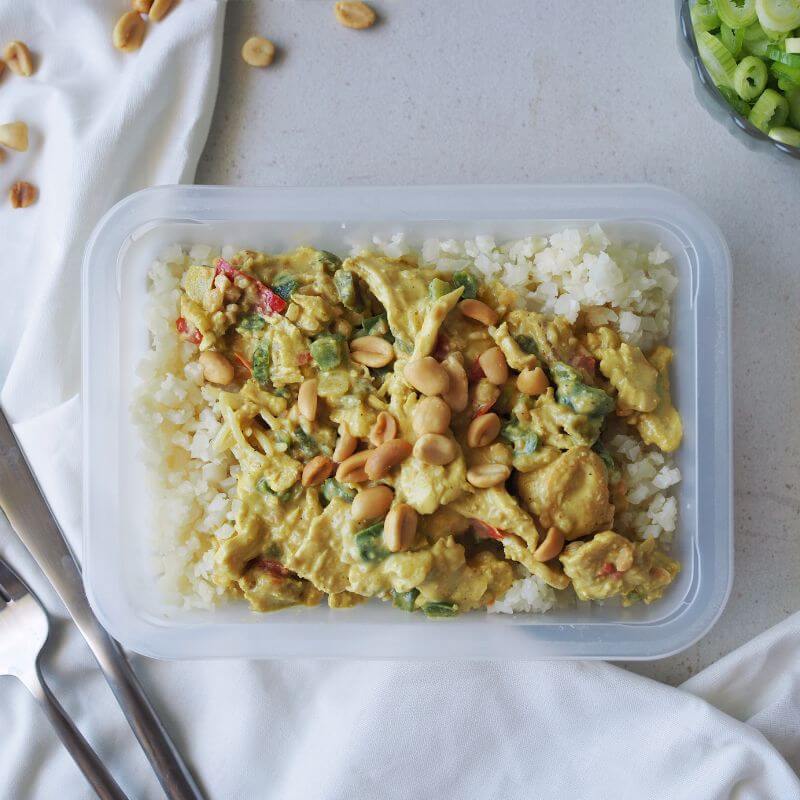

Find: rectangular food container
82;184;732;660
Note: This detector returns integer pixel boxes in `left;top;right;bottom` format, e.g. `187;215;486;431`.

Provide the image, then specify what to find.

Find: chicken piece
559;531;679;604
515;446;614;540
489;322;539;371
586;327;659;413
264;316;309;386
288;293;337;335
411;286;463;359
635;346;683;453
238;560;323;612
526;388;604;449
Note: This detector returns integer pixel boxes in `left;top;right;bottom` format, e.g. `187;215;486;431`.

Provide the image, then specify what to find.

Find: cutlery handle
27;662;129;800
0;409;205;800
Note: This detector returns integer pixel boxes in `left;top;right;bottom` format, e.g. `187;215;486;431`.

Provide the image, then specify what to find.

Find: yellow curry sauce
174;246;682;617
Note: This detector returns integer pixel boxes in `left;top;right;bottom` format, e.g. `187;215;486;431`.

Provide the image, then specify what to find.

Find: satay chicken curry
174;246;682;617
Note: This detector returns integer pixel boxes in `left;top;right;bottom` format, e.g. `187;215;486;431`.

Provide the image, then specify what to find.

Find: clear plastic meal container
82;184;732;660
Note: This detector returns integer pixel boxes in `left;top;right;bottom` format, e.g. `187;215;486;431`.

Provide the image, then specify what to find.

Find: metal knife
0;406;205;800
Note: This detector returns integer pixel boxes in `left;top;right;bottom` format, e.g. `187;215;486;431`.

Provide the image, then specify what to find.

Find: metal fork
0;554;129;800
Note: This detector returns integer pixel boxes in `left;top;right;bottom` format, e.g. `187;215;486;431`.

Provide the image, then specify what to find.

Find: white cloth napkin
0;2;798;799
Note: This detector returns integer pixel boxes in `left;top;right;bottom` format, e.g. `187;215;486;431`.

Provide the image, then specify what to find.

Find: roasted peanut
413;433;458;466
533;527;565;562
301;455;334;488
365;439;412;480
466;463;511;489
332;424;357;462
350;335;394;368
241;36;276;67
113;11;147;52
351;485;394;522
412;396;451;435
441;354;468;412
149;0;175;21
132;0;154;12
478;347;509;385
403;357;449;396
466;412;501;448
0;122;28;151
198;351;234;385
383;503;417;552
369;411;398;446
9;181;36;209
517;366;549;396
334;1;377;29
459;299;499;326
298;378;318;421
3;41;33;76
336;449;373;483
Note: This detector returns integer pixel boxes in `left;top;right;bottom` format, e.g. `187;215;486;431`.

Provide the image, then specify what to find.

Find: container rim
82;183;733;660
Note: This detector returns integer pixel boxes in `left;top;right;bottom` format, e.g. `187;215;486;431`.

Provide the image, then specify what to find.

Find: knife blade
0;406;205;800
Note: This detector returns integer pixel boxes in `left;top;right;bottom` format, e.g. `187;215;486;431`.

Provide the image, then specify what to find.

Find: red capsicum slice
214;258;288;315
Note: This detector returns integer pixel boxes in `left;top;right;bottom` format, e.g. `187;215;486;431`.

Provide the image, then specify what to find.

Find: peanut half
0;122;28;151
113;11;147;52
9;181;37;209
3;41;33;76
383;504;417;552
334;1;377;29
241;36;276;67
350;335;394;368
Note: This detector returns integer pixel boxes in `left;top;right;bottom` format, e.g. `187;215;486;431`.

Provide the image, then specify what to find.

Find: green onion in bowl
691;0;800;147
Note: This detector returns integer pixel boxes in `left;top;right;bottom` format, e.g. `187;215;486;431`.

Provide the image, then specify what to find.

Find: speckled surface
197;0;800;685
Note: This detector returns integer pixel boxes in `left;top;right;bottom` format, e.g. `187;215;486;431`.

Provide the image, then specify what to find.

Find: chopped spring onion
391;588;419;612
715;0;758;27
693;3;800;148
316;250;342;269
428;277;453;300
749;87;790;130
696;31;738;87
734;55;769;99
755;0;800;32
514;334;539;355
293;427;320;458
451;271;478;300
272;275;298;302
720;23;745;56
252;343;270;385
789;87;800;126
768;125;800;144
765;44;800;66
239;313;267;331
355;523;390;563
421;601;459;618
333;269;360;310
321;477;356;504
692;1;722;30
719;85;753;114
309;335;345;370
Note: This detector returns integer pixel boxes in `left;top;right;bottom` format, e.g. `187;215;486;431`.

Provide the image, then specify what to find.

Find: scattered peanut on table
0;122;28;152
3;41;33;77
9;181;37;209
334;1;377;29
113;11;147;52
241;36;276;68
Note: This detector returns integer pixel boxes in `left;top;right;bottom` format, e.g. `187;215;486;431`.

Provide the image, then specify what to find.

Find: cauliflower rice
133;228;682;614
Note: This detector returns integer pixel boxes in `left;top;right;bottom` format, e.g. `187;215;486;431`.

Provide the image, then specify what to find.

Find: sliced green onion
696;31;738;88
293;427;319;458
421;601;459;618
391;588;419;612
355;523;389;563
742;23;772;55
768;125;800;144
451;271;478;300
252;343;270;385
309;335;345;370
271;275;298;303
770;59;800;84
786;37;800;52
714;0;758;27
692;1;722;31
755;0;800;33
238;313;266;331
720;23;745;56
719;84;754;114
788;86;800;125
734;55;769;98
749;87;790;130
428;277;452;300
321;477;356;504
765;43;800;65
333;269;360;310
